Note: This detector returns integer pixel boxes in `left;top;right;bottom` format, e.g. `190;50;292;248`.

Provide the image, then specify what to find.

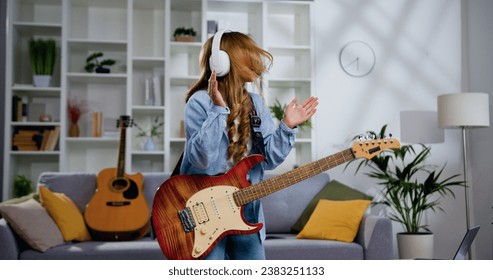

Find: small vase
143;136;155;151
69;122;80;137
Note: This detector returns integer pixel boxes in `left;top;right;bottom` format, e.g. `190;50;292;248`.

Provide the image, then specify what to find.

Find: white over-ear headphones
209;29;231;77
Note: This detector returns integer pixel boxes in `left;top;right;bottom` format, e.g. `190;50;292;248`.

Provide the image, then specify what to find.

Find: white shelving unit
3;0;314;199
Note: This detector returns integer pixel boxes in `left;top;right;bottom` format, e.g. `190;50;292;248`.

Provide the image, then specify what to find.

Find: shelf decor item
29;38;56;87
346;124;466;259
134;116;164;151
84;52;116;74
67;97;88;137
173;27;197;42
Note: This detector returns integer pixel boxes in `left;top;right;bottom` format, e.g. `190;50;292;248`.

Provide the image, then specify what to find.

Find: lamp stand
461;126;472;260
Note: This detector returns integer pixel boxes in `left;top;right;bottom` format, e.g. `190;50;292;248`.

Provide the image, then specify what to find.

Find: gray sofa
0;172;394;260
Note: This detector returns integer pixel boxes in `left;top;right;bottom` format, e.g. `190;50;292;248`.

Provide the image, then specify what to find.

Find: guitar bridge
178;207;196;233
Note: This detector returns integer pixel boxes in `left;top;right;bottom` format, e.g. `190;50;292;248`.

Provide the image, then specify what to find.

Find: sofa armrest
354;215;394;260
0;218;19;259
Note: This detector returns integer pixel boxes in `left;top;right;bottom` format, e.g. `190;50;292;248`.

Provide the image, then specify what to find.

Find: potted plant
269;98;312;131
13;175;33;198
29;38;56;87
346;124;465;259
173;27;197;42
134;116;164;151
84;52;116;73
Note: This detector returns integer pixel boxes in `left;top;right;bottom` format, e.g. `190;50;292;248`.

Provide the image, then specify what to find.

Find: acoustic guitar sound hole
111;178;139;199
112;178;129;191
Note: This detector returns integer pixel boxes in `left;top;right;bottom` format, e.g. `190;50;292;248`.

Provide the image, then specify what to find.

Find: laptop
452;225;480;260
416;225;480;260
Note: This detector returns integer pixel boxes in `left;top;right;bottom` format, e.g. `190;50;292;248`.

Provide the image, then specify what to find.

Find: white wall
313;0;474;259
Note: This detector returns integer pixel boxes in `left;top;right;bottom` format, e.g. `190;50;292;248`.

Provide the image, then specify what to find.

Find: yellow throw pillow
296;199;371;242
39;186;91;242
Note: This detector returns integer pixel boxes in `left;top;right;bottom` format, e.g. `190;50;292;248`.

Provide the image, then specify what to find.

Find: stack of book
12;96;28;122
12;126;60;151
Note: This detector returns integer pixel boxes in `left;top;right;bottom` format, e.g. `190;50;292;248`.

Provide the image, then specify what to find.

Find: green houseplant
173;27;197;42
13;175;33;198
84;52;116;73
29;38;56;87
346;125;465;258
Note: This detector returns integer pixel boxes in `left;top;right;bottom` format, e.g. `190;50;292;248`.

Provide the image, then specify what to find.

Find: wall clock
339;41;376;77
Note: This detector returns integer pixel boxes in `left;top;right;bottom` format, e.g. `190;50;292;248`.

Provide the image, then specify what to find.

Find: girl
180;30;318;260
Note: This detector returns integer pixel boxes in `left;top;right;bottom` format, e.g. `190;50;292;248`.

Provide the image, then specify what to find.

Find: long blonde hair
187;32;273;163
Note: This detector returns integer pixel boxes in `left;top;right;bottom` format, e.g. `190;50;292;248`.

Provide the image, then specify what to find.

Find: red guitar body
152;155;263;260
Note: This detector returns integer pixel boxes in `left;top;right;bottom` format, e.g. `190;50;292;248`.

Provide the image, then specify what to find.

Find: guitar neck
234;148;355;206
117;126;126;178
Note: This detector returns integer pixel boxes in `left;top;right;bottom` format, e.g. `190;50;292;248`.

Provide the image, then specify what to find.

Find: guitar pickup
106;201;131;206
178;207;196;233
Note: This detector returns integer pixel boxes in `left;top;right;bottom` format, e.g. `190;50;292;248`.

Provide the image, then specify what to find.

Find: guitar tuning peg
358;135;364;146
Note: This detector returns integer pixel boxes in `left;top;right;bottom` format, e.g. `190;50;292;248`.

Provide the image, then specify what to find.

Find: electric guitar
151;137;400;259
84;115;150;241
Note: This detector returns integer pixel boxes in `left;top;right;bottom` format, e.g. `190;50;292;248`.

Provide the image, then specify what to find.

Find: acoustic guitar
151;137;400;259
84;115;150;241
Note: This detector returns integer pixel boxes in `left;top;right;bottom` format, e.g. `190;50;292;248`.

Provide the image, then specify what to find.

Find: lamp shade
437;92;490;128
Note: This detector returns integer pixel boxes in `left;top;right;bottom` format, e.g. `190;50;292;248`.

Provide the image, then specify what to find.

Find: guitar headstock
117;115;133;128
351;136;400;160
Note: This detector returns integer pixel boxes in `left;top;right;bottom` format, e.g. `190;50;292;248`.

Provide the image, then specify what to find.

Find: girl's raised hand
208;70;226;108
282;96;318;128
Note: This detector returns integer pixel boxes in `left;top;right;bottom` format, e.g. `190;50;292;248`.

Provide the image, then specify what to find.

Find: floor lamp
437;92;490;260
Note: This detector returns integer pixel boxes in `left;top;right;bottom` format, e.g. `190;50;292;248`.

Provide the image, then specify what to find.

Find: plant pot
397;232;434;259
33;75;52;87
95;66;110;74
175;35;195;42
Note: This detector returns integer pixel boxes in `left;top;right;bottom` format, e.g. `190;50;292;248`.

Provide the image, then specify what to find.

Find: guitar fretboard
233;148;355;206
117;125;127;178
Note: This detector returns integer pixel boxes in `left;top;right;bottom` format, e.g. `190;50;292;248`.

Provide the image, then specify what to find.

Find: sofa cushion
261;173;330;233
297;199;371;242
292;180;373;232
142;173;170;207
38;173;97;213
0;198;64;252
18;237;166;260
264;234;364;260
38;172;171;214
39;186;91;242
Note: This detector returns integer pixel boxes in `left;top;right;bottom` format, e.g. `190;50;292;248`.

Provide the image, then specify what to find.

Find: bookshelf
3;0;314;199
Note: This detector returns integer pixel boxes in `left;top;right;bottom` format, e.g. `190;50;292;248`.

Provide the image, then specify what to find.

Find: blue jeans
204;233;265;260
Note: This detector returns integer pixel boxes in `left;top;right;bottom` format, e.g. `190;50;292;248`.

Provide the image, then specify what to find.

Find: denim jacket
180;90;297;239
